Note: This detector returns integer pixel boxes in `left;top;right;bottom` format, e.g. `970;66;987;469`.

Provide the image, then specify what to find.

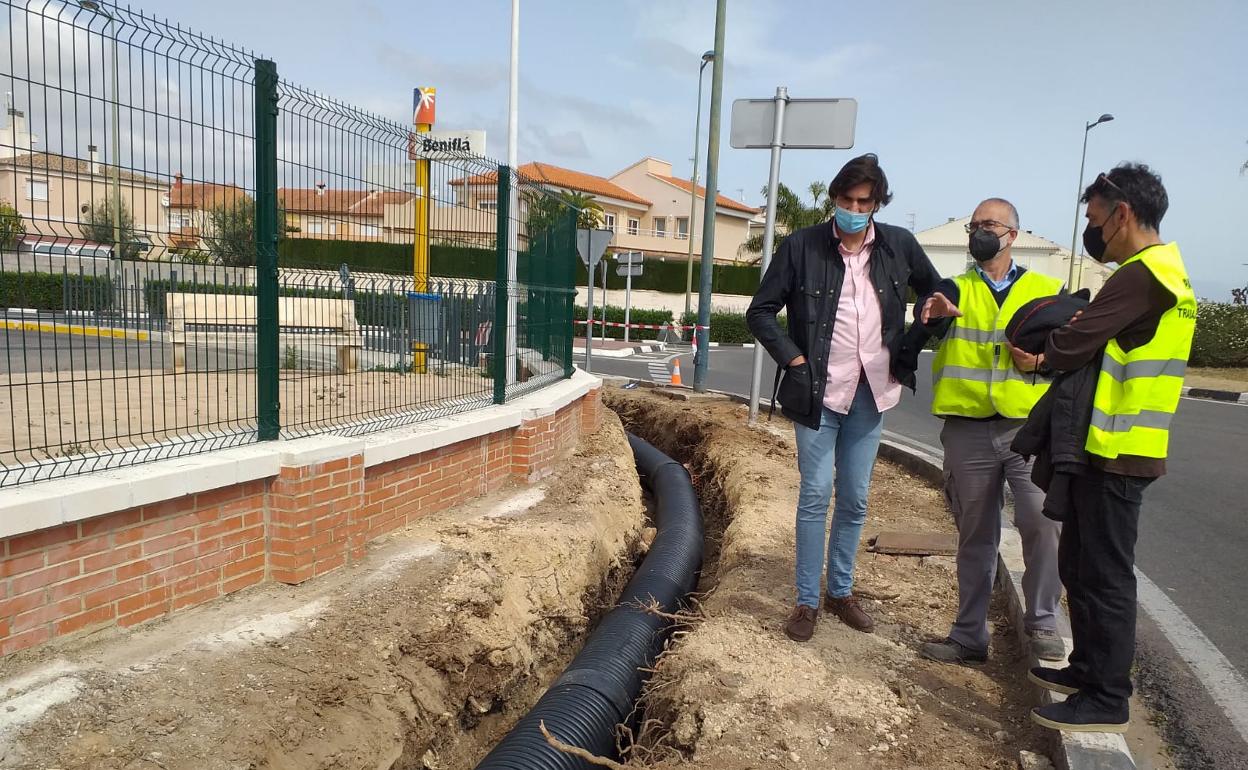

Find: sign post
615;252;644;342
576;227;613;374
730;92;857;423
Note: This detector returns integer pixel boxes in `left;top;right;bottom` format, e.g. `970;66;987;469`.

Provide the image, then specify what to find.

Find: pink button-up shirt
823;221;901;414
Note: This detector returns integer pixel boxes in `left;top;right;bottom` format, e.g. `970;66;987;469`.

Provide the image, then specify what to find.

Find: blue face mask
834;206;871;234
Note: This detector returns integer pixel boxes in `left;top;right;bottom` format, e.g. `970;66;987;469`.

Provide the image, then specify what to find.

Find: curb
574;343;664;358
877;430;1139;770
1182;385;1248;404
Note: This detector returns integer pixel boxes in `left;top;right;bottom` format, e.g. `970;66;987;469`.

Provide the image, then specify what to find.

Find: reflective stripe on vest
1085;242;1196;460
931;268;1065;419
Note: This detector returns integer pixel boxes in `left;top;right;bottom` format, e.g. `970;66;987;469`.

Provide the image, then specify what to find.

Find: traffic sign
730;97;857;149
576;228;613;268
615;251;644;265
616;264;643;278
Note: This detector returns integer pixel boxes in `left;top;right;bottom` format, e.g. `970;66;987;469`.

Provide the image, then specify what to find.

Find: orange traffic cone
670;358;683;387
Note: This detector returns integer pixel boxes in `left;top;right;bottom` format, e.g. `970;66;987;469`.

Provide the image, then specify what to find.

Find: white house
916;216;1110;295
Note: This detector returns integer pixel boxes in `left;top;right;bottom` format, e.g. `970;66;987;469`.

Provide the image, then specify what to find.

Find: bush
142;278;404;327
574;305;673;341
0;271;113;312
279;239;497;280
1190;302;1248;368
678;310;786;344
578;259;760;297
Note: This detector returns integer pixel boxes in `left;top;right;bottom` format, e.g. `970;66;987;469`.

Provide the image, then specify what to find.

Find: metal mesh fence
0;0;578;487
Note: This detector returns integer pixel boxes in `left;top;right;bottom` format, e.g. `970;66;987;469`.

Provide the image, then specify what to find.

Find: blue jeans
793;378;883;607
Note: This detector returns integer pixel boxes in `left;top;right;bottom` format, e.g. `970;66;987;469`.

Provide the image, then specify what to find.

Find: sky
35;0;1248;298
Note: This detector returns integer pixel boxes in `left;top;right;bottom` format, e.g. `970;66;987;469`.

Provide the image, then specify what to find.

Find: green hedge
142;279;405;327
0;271;113;312
279;239;497;280
579;259;760;297
1191;302;1248;368
574;305;674;341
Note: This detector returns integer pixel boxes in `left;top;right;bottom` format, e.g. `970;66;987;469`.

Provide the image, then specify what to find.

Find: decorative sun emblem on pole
413;87;437;127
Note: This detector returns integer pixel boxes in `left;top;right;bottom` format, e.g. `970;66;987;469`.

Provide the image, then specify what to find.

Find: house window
604;212;616;231
328;222;339;235
653;217;666;237
26;179;49;201
361;224;380;237
479;199;497;211
308;219;323;235
676;217;689;239
627;217;639;236
167;212;191;230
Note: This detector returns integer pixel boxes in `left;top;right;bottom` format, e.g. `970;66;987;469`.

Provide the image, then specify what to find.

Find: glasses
965;219;1014;234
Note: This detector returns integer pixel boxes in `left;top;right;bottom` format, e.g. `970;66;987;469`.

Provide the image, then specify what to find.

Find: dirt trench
606;387;1053;770
0;411;648;770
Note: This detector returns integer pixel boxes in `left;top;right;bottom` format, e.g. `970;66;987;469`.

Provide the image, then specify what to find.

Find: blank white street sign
615;251;644;265
730;98;857;149
616;264;643;277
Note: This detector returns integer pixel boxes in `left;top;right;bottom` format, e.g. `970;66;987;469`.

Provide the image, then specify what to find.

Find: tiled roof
0;152;162;185
451;161;651;206
168;181;247;209
649;174;757;214
277;189;413;216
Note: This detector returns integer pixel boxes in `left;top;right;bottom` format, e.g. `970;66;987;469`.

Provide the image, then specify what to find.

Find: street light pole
683;50;714;320
693;0;726;393
1067;113;1113;290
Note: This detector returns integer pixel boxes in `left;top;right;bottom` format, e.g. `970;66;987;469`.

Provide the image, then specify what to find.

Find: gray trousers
940;417;1062;653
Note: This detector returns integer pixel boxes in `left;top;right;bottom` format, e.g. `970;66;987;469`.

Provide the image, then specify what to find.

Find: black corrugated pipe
474;434;704;769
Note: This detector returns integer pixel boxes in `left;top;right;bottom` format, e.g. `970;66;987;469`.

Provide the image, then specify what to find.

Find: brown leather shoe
824;595;875;633
784;604;819;642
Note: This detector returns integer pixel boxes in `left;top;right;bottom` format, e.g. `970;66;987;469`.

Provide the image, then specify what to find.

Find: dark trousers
1060;467;1152;710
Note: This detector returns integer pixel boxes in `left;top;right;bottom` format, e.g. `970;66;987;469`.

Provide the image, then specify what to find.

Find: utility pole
694;0;726;392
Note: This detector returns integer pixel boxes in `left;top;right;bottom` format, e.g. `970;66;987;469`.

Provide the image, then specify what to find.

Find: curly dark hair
1081;162;1169;231
828;153;893;208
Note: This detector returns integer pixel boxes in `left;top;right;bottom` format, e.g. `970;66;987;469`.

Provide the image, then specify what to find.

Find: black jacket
746;221;942;429
1008;291;1096;521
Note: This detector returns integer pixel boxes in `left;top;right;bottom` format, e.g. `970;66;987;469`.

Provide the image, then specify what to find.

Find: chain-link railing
0;0;577;487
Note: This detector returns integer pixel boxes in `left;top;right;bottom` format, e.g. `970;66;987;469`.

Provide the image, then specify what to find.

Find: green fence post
255;59;280;439
493;165;510;405
561;206;576;379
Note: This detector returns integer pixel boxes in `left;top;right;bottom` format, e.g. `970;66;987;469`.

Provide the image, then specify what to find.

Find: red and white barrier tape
575;320;710;331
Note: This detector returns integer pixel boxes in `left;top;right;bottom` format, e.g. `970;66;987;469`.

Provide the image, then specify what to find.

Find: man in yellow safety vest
915;198;1066;667
1019;164;1195;733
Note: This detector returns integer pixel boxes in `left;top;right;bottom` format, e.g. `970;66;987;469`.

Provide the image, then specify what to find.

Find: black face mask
1082;206;1122;262
968;228;1004;262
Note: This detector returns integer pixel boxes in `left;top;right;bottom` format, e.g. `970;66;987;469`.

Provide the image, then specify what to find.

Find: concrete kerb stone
876;430;1139;770
1182;386;1248;404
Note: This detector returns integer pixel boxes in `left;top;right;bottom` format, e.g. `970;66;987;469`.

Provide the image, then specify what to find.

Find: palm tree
556;190;604;229
739;181;834;263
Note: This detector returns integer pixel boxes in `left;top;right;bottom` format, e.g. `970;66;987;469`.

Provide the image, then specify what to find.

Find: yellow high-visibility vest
931;268;1065;419
1086;242;1195;460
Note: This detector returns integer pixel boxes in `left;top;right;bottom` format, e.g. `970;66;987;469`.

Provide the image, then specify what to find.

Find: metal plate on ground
868;531;959;556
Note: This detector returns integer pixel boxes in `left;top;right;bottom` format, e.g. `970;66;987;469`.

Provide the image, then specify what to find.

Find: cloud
526;126;590;160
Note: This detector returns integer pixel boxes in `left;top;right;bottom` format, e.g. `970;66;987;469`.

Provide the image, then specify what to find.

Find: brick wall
0;387;601;658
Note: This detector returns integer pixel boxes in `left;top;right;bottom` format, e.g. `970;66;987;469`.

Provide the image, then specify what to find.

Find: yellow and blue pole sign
412;87;435;293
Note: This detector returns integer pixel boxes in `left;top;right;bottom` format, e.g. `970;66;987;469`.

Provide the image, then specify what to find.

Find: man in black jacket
746;154;941;642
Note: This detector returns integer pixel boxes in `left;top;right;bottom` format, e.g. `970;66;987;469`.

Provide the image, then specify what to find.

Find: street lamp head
1089;113;1114;129
77;0;101;9
701;50;716;62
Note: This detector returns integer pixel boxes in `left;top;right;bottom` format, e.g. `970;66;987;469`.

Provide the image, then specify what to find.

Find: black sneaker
1031;693;1128;733
1028;666;1080;696
920;637;988;665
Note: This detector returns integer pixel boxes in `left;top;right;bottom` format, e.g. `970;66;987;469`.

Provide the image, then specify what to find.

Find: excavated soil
607;387;1052;770
0;411;645;770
